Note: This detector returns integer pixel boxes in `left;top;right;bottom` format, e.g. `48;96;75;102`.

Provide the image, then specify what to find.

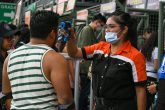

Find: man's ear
49;30;56;39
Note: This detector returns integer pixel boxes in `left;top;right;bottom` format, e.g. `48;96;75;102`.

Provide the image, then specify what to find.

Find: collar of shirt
110;41;131;55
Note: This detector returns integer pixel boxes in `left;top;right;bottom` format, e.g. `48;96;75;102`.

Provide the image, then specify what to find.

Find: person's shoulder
87;41;109;51
99;41;109;47
130;46;141;54
8;45;25;57
46;50;65;59
89;41;110;50
130;46;145;59
154;47;158;52
45;50;66;64
84;25;91;29
155;47;158;49
100;41;109;44
82;25;92;31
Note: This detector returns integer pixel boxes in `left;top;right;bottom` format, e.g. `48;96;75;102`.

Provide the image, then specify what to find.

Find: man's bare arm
44;51;73;104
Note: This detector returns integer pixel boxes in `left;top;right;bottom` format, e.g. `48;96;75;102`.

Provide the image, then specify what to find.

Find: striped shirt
7;44;58;110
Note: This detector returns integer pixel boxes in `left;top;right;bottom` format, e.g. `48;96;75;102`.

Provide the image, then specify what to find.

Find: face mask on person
105;31;120;44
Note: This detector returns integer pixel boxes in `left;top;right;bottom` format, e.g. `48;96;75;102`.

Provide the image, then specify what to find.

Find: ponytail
127;18;137;48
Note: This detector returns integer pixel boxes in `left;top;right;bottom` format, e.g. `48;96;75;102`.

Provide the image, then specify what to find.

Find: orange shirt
82;41;147;84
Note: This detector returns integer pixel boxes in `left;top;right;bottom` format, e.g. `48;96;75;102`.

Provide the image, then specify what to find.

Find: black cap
0;22;16;38
9;23;21;36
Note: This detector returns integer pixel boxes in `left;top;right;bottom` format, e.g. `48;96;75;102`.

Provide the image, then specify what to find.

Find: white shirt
146;47;158;78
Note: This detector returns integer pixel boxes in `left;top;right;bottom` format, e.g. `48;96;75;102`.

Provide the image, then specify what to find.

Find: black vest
92;54;136;100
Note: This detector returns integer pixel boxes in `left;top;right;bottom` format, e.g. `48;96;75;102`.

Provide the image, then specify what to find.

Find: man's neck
30;38;50;46
89;22;95;30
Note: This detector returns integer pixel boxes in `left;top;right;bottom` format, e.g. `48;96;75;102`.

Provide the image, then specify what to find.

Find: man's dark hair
30;10;59;39
91;13;106;24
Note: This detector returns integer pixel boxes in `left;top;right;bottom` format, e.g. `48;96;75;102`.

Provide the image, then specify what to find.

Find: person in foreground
2;10;74;110
67;11;147;110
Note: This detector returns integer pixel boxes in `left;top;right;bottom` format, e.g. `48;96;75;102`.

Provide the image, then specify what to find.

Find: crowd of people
0;10;165;110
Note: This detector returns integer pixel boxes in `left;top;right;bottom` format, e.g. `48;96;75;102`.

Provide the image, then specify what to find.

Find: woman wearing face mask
67;11;147;110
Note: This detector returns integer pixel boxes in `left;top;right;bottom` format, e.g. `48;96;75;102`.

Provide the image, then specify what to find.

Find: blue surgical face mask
105;32;120;44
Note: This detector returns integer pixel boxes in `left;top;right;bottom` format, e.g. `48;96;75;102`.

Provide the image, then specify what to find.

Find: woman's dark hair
20;27;30;44
141;32;158;61
144;27;153;34
109;11;137;48
15;27;30;48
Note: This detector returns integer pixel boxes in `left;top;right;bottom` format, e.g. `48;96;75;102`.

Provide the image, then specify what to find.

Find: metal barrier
126;5;158;50
158;1;165;67
61;53;81;110
61;53;95;110
89;78;93;110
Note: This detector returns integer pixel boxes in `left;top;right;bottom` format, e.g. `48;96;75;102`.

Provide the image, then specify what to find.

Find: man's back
7;44;58;109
